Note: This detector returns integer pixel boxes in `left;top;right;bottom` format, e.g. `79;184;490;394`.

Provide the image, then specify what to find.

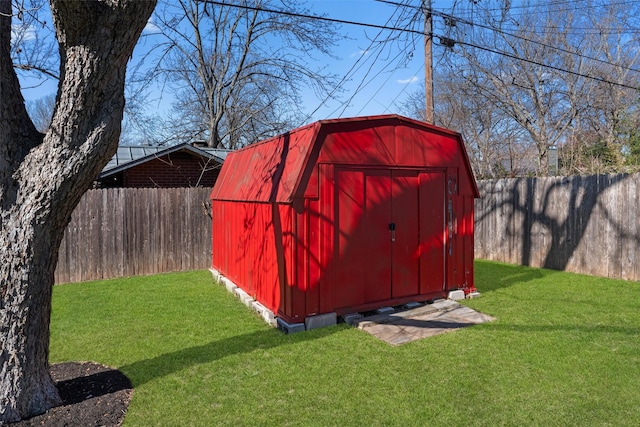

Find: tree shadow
476;174;636;272
474;260;548;293
486;322;640;336
118;325;339;387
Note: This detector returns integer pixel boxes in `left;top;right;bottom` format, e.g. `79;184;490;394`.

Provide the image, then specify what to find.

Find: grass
50;261;640;426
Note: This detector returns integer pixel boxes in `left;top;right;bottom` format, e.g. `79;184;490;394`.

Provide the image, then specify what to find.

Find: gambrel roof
211;114;479;204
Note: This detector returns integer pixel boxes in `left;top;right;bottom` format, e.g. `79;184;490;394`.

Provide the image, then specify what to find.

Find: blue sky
297;0;430;121
294;0;462;121
18;1;457;125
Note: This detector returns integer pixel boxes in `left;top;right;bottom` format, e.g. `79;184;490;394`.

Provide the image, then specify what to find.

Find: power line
371;63;424;116
455;38;639;90
199;0;424;35
298;1;407;123
341;41;415;117
376;0;640;75
445;0;640;19
498;24;640;36
200;0;640;96
200;0;426;124
420;0;640;39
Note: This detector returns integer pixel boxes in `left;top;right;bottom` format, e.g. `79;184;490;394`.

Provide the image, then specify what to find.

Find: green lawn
50;261;640;426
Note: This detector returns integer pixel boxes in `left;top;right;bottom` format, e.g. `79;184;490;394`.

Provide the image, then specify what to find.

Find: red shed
210;115;479;330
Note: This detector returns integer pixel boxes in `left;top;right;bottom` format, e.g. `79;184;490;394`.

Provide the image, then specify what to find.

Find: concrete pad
353;301;495;346
210;270;276;329
305;312;337;330
448;290;465;300
342;312;364;326
403;301;422;310
210;268;239;294
431;299;458;311
222;278;238;294
233;287;255;308
252;301;276;326
208;268;221;281
376;306;395;315
277;318;306;334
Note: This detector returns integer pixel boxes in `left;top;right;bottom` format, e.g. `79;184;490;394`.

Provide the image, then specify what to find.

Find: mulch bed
10;362;133;427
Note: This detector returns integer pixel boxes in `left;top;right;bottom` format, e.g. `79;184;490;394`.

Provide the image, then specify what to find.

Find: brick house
96;142;230;188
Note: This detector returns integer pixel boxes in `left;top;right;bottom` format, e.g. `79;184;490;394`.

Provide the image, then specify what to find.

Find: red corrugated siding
211;115;479;322
210;123;321;203
212;201;295;314
462;196;476;290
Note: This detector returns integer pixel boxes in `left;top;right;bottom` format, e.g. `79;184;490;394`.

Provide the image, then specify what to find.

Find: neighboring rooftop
102;143;231;176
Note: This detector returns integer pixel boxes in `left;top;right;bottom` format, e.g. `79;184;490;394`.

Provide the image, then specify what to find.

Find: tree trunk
0;1;155;423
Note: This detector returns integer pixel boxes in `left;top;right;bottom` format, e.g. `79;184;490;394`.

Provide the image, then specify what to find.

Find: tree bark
0;0;155;423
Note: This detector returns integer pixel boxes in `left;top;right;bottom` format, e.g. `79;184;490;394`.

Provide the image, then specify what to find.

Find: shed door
334;169;445;310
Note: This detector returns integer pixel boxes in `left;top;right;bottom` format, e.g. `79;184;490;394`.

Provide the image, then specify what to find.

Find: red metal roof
210;122;321;203
211;114;479;204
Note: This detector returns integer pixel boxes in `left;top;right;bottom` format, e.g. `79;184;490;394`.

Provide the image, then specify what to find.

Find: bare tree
402;71;531;178
0;0;155;423
9;0;58;81
119;84;166;145
575;2;640;173
11;0;162;146
142;0;338;148
399;0;640;177
26;92;55;132
448;3;589;175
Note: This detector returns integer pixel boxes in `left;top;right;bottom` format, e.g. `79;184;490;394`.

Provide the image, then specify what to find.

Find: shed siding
211;115;479;324
212;201;298;315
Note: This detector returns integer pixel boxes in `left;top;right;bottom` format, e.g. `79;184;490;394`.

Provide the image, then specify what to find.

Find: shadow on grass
475;260;554;293
119;325;340;386
485;322;640;336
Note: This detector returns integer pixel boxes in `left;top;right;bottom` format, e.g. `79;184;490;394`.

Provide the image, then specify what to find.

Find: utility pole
423;0;434;124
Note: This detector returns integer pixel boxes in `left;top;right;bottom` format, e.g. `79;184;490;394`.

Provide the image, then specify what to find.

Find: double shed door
334;168;446;310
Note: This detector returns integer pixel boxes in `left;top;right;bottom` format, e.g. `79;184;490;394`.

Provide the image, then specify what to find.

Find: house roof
99;143;231;179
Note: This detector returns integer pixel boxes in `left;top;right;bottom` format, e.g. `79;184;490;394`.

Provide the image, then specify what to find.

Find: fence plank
629;176;640;280
57;173;640;285
54;187;213;284
475;173;640;281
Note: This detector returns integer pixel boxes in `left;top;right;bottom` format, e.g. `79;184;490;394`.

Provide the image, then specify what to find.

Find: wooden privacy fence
475;173;640;280
55;187;213;284
58;175;640;284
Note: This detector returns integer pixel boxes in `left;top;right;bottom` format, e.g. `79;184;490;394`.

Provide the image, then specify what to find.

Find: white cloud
397;76;419;84
350;49;369;58
143;17;161;34
11;24;37;43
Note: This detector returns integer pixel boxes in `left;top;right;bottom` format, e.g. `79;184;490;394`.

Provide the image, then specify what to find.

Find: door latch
389;223;396;242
